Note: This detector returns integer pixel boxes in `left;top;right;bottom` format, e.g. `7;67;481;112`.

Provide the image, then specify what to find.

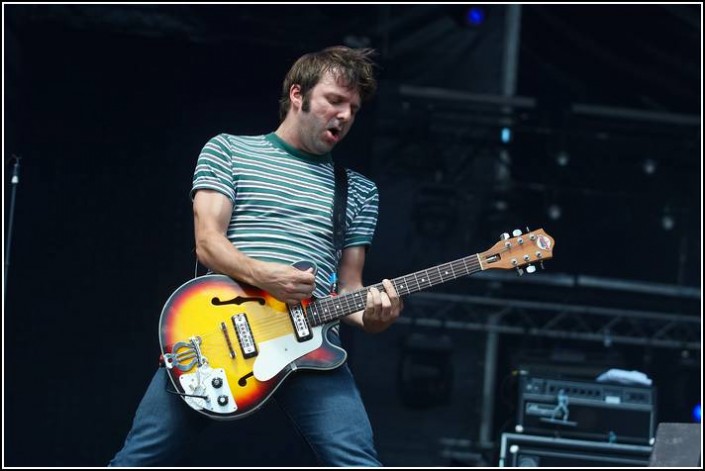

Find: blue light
501;127;511;144
693;403;701;423
466;7;485;26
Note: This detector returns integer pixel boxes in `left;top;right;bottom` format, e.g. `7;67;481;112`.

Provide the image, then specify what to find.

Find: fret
307;251;492;324
354;291;366;311
308;303;320;326
435;265;444;286
447;261;456;279
396;276;411;296
418;270;429;290
321;299;332;323
412;272;421;293
462;257;470;275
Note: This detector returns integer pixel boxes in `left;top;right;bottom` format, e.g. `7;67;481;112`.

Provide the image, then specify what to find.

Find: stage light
661;215;675;231
547;204;562;220
693;403;701;423
661;207;675;231
642;158;657;175
465;7;486;26
501;127;512;144
556;151;570;167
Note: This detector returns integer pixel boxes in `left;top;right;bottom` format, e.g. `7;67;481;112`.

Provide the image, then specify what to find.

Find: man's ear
289;84;303;111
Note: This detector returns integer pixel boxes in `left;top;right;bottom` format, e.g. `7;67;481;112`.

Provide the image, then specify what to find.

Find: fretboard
307;254;482;326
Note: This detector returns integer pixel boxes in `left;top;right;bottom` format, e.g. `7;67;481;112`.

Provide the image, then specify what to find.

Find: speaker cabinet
499;433;653;467
516;373;656;444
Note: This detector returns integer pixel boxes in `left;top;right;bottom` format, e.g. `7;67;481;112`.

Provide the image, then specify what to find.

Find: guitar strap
330;163;348;295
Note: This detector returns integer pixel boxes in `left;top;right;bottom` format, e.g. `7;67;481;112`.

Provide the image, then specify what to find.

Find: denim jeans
110;332;381;466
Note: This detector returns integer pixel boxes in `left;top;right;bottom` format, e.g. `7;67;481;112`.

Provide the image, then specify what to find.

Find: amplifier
515;373;656;445
499;433;653;467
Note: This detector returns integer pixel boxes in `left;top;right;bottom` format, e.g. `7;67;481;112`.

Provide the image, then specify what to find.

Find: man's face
294;71;361;155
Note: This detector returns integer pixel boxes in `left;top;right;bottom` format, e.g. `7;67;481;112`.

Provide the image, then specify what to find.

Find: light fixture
556;151;569;167
643;159;657;175
547;204;562;220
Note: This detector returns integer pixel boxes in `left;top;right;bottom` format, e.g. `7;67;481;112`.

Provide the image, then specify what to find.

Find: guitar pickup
288;304;313;341
231;313;257;359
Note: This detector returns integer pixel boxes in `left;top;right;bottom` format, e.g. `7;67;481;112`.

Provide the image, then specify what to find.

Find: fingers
382;279;402;312
269;264;317;304
293;266;316;286
366;280;403;321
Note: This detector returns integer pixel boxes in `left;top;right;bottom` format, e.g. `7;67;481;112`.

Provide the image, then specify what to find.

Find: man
110;46;402;466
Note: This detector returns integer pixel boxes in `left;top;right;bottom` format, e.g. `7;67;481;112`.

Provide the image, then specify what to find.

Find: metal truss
400;291;701;350
399;289;701;449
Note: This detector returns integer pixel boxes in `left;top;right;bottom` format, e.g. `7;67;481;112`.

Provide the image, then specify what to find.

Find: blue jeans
110;337;381;466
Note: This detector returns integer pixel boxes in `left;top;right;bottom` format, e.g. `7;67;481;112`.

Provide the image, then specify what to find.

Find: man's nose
337;105;353;121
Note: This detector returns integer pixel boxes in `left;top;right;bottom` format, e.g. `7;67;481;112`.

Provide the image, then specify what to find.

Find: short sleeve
345;183;379;248
190;134;236;202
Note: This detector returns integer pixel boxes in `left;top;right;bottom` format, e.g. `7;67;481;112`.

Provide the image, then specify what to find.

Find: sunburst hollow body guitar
159;228;555;420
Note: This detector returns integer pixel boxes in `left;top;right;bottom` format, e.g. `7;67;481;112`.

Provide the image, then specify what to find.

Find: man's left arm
339;246;403;334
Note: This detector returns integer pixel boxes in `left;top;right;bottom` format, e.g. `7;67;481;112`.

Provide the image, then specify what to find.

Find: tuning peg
526;265;536;274
525;226;531;232
512;229;522;236
500;232;510;241
539;261;545;270
515;267;524;276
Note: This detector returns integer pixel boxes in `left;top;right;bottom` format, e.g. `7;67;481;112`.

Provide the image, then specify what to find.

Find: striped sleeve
345;179;379;248
191;134;236;202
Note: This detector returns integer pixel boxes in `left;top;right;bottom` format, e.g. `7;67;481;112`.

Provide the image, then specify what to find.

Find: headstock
478;228;555;275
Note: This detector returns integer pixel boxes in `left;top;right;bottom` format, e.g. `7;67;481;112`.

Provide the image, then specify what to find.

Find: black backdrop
4;5;701;467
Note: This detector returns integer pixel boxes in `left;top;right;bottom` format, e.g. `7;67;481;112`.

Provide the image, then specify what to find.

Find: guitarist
110;46;403;466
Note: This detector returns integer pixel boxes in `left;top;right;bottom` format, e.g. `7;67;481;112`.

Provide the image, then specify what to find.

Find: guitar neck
308;254;482;326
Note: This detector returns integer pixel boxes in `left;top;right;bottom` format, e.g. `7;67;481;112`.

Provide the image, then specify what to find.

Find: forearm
192;190;315;304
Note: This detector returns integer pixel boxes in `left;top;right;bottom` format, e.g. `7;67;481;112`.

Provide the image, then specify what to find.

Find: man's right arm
193;189;315;304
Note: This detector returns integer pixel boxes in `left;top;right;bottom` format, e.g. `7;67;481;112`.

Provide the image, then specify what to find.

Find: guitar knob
526;265;537;274
217;395;229;406
512;229;522;236
212;377;223;389
500;232;510;241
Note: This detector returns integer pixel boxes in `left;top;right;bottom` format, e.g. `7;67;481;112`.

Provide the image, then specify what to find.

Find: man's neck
274;121;301;150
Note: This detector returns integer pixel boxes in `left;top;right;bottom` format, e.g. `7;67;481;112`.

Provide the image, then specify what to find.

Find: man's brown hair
278;46;378;121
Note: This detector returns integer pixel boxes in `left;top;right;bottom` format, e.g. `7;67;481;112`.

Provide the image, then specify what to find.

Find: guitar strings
311;255;485;323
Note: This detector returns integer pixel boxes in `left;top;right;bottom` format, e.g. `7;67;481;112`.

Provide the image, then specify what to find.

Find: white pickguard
252;325;324;381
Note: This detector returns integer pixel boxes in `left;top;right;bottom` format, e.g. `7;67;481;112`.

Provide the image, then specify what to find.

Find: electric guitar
159;228;554;420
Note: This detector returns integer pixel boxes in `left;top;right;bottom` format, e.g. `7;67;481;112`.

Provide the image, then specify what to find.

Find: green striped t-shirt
191;133;379;297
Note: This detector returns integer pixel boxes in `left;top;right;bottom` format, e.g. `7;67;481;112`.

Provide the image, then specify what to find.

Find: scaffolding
399;276;701;450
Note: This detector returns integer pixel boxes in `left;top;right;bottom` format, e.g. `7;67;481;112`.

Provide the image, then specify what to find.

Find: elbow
194;233;213;266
